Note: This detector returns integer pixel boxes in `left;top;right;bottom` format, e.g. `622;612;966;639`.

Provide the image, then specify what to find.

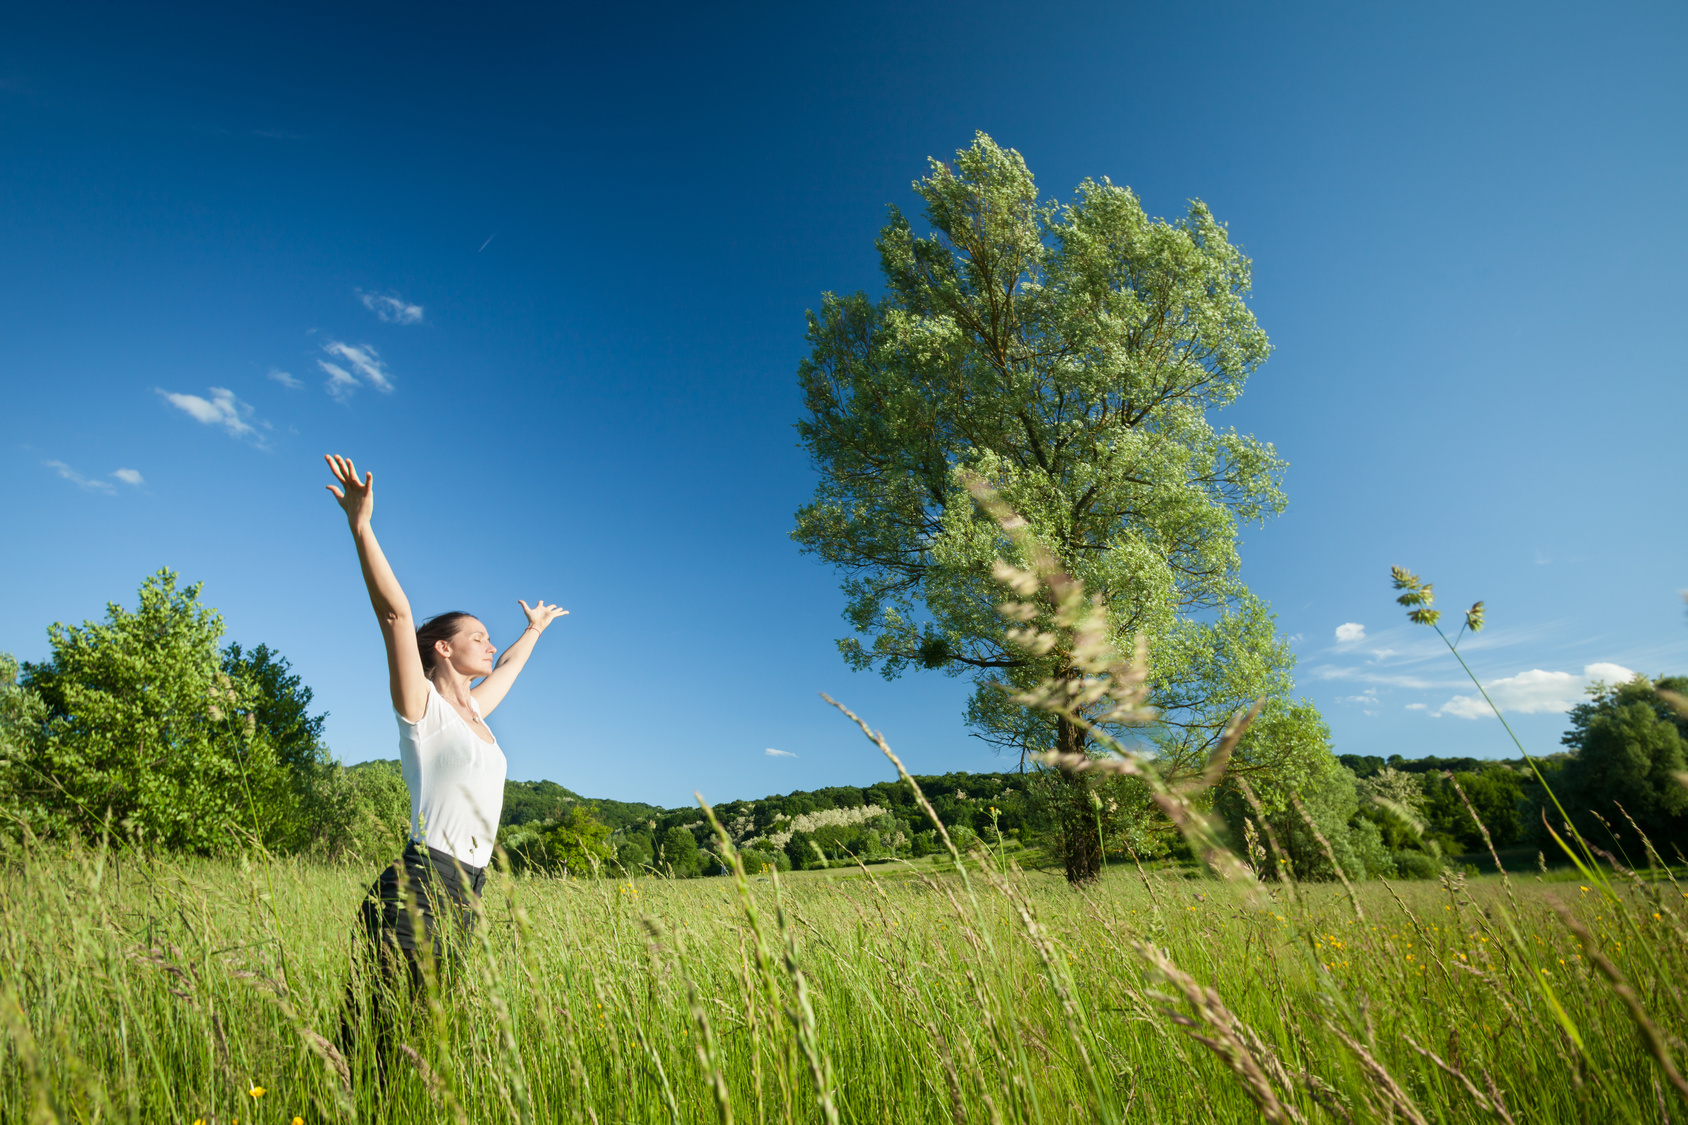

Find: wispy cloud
357;290;424;325
267;367;302;389
318;361;359;401
1435;662;1637;719
1404;702;1427;711
765;747;797;759
44;461;116;494
112;468;144;486
1308;664;1439;690
1335;622;1366;644
321;341;394;394
158;387;259;440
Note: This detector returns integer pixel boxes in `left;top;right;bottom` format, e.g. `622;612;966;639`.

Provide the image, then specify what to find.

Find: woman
325;453;565;1064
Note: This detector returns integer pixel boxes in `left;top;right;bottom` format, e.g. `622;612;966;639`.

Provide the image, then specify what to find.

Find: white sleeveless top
396;681;508;869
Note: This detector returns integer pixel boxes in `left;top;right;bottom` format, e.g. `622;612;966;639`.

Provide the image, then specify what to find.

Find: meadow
3;808;1684;1125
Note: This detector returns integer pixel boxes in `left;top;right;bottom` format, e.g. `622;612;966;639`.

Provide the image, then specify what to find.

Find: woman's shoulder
396;680;445;730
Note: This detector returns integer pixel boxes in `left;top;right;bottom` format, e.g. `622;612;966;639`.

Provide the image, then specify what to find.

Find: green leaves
794;133;1292;760
15;569;293;853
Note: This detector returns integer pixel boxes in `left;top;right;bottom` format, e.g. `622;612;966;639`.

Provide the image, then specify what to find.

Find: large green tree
793;134;1300;879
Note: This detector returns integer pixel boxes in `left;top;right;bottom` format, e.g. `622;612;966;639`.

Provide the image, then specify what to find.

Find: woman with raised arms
324;453;566;1068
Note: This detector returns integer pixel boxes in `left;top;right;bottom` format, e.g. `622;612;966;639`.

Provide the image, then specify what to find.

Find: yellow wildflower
249;1086;266;1099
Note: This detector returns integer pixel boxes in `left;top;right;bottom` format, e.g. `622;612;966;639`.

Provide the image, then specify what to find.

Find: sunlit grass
3;829;1685;1124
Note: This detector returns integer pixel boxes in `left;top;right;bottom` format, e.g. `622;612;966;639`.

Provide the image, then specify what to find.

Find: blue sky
2;1;1684;808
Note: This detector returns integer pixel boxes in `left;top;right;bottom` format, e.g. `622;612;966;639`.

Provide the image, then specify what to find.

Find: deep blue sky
3;2;1684;808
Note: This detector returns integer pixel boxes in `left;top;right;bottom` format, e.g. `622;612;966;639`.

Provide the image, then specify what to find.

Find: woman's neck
429;667;477;706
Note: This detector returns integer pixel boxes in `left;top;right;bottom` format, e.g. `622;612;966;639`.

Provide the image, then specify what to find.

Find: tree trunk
1056;716;1102;885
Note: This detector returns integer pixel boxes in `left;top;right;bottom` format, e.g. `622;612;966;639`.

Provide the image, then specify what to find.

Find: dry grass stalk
1236;777;1299;903
1135;942;1305;1125
399;1042;448;1103
1325;1025;1429;1125
1403;1033;1516;1124
1546;895;1688;1103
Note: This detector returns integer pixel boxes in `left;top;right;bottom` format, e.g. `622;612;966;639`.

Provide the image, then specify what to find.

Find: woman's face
436;618;496;677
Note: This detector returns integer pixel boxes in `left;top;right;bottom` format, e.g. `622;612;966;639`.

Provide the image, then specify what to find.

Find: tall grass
2;810;1685;1123
7;503;1684;1122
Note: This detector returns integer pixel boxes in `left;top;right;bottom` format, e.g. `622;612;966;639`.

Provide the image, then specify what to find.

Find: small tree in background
222;641;333;851
300;759;411;864
1560;675;1688;855
19;570;291;852
543;805;615;875
1214;701;1395;880
659;824;701;876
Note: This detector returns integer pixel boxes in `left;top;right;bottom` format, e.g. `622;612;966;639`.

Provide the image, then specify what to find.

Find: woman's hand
518;599;569;634
324;454;374;529
476;599;568;714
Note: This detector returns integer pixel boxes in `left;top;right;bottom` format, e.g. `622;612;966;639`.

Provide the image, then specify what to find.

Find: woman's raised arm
325;454;430;721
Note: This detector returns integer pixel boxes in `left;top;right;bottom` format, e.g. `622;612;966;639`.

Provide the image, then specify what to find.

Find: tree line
497;680;1688;881
4;569;1680;880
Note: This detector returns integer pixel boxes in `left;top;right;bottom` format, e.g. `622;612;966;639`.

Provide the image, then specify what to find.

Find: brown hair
416;612;477;673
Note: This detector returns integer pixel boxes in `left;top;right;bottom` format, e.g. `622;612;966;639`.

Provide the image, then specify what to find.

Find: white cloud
112;468;144;486
1309;665;1436;690
44;460;115;494
321;341;394;393
765;747;797;759
358;290;424;325
158;387;257;438
1335;622;1366;643
267;367;302;389
1436;662;1638;719
1404;702;1427;711
1585;662;1639;686
318;360;359;401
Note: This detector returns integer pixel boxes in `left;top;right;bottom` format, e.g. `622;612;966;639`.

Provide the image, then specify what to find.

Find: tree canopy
19;570;293;852
1560;675;1688;854
793;133;1293;772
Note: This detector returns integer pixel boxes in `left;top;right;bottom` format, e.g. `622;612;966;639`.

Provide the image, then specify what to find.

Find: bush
296;759;410;864
615;834;653;872
1393;850;1440;880
18;570;295;853
744;843;791;874
785;829;819;870
659;824;702;876
499;805;615;875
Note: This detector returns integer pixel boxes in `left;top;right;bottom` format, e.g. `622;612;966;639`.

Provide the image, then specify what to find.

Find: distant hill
348;759;1028;834
346;761;667;832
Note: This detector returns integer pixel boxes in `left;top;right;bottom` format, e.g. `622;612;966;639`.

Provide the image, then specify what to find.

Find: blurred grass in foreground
3;829;1685;1124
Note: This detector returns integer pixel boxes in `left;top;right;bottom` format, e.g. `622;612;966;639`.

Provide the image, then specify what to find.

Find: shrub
1394;850;1441;879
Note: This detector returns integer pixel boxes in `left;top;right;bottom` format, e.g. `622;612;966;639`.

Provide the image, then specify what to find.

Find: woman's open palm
519;599;569;631
325;454;374;526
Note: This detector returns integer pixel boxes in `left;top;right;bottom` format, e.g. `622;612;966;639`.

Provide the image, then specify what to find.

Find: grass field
3;819;1686;1125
